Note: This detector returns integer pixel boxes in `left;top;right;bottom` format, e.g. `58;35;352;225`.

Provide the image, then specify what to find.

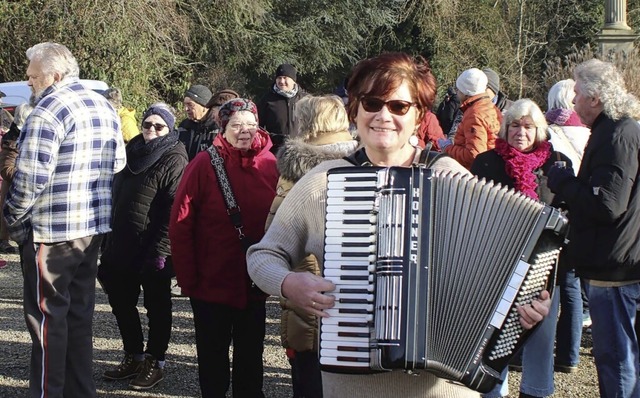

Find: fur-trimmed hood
276;133;358;182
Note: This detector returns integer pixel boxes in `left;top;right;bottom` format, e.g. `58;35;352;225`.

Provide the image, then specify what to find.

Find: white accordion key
321;348;370;359
324;244;376;253
320;356;370;368
321;331;370;344
325;275;373;285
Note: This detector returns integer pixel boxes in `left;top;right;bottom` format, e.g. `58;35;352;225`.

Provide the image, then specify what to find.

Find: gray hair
500;98;549;147
103;88;123;108
547;79;575;111
26;42;79;79
574;59;640;120
13;103;35;130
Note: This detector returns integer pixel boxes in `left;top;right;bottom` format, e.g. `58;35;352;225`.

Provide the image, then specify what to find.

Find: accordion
320;166;568;392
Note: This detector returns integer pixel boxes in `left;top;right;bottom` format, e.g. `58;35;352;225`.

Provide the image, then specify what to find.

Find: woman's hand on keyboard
282;272;336;317
517;289;551;329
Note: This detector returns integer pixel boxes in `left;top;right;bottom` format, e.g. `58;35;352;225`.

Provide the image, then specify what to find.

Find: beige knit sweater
247;157;480;398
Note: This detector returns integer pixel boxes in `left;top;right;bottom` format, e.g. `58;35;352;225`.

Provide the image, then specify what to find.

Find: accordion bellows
320;166;568;393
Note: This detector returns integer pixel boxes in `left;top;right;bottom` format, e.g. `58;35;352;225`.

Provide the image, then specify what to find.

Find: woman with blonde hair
267;94;358;398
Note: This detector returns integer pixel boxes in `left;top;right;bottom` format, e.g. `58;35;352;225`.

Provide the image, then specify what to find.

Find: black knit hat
275;64;297;81
142;105;176;132
184;84;213;107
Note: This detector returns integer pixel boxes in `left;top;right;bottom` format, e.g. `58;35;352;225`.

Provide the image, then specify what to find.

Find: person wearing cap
170;98;278;398
257;63;308;154
438;67;502;169
99;102;188;391
103;87;140;143
203;88;240;132
178;84;215;160
483;68;513;113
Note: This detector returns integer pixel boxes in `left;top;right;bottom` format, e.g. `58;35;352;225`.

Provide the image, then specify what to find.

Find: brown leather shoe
104;353;143;380
129;356;164;390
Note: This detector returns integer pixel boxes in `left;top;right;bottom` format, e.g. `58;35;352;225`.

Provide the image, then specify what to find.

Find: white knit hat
456;68;488;96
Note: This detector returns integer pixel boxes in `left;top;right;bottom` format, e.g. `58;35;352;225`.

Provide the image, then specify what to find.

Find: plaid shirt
3;77;126;244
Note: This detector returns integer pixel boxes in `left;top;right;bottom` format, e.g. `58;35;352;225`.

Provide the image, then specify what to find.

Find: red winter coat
416;111;445;150
169;129;278;308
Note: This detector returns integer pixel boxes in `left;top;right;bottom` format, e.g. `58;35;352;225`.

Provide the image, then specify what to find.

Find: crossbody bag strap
207;146;245;239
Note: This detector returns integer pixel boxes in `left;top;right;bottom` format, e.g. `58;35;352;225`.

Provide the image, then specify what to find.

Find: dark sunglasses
142;121;168;131
360;96;417;116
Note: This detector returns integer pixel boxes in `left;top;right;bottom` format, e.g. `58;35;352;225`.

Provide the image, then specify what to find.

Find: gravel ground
0;250;600;397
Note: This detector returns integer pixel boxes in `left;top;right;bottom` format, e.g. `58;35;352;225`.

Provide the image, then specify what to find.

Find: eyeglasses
359;97;418;116
227;123;258;132
142;122;168;131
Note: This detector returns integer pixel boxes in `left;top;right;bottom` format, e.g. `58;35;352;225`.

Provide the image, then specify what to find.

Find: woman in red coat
169;98;278;398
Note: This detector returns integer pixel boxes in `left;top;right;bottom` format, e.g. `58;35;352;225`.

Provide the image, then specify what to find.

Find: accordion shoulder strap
344;143;448;168
415;141;448;168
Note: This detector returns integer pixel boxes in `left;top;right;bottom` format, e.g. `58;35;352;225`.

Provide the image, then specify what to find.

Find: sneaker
582;313;592;328
170;280;184;297
129;356;164;390
554;363;579;373
104;353;144;380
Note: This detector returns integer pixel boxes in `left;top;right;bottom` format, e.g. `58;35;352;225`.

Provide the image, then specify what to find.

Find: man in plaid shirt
3;42;126;398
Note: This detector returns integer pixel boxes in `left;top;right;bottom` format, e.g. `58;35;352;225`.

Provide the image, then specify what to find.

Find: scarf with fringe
494;138;551;200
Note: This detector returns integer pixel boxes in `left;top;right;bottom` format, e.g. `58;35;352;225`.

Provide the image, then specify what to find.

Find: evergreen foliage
0;0;633;115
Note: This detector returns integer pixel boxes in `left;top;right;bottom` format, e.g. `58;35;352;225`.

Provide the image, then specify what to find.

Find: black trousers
103;268;172;361
290;350;323;398
22;234;103;398
190;298;266;398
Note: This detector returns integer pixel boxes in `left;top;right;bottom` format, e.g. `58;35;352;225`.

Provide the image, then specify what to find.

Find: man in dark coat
547;59;640;398
257;63;308;154
178;84;214;161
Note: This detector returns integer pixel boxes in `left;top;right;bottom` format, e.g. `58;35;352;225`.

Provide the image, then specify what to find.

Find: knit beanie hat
456;68;488;96
218;98;259;131
184;84;213;107
483;68;500;95
142;105;176;132
206;89;240;108
275;64;297;81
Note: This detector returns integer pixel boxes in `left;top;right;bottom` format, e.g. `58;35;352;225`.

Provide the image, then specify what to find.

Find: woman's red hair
345;52;437;123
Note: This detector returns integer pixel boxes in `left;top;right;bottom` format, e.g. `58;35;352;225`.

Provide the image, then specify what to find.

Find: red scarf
494;138;551;200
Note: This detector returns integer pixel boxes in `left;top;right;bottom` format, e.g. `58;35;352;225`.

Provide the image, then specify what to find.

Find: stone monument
597;0;638;54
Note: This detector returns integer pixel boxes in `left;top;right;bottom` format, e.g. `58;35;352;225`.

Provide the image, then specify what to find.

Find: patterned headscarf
218;98;259;131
